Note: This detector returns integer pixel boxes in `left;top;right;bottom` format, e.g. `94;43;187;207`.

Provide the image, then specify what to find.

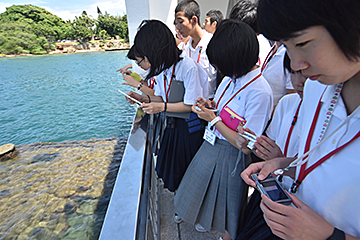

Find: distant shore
0;40;130;58
0;47;130;58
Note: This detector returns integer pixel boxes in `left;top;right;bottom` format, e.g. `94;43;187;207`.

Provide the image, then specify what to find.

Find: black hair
257;0;360;61
175;0;201;26
207;19;259;79
127;20;181;80
206;10;223;25
283;52;295;74
229;0;258;33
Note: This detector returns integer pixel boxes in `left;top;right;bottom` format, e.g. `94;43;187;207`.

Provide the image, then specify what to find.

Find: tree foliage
0;4;129;55
96;12;128;41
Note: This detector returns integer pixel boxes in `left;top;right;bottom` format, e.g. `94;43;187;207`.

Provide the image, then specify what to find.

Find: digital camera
251;173;292;205
239;131;257;151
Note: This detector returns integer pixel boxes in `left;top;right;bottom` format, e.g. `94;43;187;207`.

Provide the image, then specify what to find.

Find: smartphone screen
262;180;288;201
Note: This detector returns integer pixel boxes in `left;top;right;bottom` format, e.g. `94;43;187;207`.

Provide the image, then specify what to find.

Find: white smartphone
117;89;142;105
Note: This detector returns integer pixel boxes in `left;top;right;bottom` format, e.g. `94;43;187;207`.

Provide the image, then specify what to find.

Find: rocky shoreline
0;40;130;58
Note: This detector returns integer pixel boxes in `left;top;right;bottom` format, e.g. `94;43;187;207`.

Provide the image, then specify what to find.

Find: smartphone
117;89;142;105
251;173;292;205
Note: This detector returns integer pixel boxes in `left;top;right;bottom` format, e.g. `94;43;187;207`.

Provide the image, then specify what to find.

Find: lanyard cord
291;129;360;193
164;64;176;102
288;84;360;193
189;46;202;63
215;73;262;110
261;44;279;72
283;99;303;157
148;77;155;89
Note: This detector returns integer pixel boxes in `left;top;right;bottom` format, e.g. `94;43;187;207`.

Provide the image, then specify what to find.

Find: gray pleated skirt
174;139;248;239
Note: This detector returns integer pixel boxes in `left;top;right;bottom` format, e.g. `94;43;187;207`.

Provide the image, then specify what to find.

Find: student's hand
241;157;294;187
141;102;164;114
254;135;284;160
195;97;215;109
260;193;334;240
236;126;256;150
116;64;132;74
192;104;216;122
126;91;144;105
122;73;140;88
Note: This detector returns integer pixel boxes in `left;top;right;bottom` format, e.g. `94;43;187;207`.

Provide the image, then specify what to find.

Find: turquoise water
0;51;135;146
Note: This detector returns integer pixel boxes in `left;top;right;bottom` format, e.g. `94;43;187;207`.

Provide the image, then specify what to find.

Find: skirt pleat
156;117;204;192
174;139;248;239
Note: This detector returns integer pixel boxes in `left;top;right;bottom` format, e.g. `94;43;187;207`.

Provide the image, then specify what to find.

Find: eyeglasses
136;58;145;66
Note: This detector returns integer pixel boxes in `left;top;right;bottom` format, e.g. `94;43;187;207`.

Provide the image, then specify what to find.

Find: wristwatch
137;83;143;90
210;116;221;127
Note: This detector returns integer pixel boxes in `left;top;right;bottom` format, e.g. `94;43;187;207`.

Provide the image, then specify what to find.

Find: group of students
118;0;360;239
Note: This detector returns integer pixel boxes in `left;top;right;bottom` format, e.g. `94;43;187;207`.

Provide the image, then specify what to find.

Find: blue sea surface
0;51;136;145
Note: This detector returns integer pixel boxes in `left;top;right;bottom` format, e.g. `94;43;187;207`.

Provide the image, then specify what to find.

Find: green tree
99;29;107;40
0;21;48;54
96;14;128;40
72;11;95;40
0;4;129;55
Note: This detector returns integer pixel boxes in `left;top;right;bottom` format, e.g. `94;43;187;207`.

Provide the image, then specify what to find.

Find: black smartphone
251;173;292;205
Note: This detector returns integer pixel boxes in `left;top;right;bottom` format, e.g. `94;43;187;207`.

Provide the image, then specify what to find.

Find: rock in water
0;143;18;160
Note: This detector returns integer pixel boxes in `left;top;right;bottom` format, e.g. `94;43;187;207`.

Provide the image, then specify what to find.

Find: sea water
0;51;135;146
0;51;137;239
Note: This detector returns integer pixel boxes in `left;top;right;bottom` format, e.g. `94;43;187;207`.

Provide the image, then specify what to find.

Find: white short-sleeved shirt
153;57;208;105
183;30;217;98
213;68;273;140
266;93;302;158
294;80;360;237
262;45;294;106
257;34;272;68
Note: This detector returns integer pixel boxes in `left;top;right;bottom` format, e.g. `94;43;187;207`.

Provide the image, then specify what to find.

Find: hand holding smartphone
251;173;292;205
117;89;142;105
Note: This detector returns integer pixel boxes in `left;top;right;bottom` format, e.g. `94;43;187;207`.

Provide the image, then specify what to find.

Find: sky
0;0;127;21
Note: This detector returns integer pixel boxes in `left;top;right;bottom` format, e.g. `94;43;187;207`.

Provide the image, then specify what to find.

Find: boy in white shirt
174;0;217;98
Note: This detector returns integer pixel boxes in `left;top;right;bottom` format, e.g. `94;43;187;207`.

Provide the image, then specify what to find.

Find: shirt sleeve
243;87;273;136
182;64;207;105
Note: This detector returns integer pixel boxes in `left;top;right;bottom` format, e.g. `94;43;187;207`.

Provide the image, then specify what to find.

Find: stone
0;143;17;160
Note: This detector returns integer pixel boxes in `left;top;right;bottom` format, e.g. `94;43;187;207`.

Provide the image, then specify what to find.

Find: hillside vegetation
0;5;128;55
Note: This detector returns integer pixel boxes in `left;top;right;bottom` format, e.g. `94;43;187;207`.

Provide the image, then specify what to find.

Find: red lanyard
261;44;278;72
164;64;176;102
189;46;202;63
283;99;303;157
148;77;155;89
291;95;360;193
215;73;262;109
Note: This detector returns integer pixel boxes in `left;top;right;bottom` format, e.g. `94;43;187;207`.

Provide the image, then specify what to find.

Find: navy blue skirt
235;190;281;240
156;117;204;192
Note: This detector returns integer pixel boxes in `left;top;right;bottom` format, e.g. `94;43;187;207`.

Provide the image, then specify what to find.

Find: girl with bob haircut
127;20;208;192
174;19;272;240
240;0;360;239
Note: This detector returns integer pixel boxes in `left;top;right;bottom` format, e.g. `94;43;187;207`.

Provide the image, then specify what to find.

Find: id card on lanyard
204;125;216;145
203;73;261;145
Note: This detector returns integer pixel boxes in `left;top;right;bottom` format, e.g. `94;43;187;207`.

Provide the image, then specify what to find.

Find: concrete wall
125;0;178;46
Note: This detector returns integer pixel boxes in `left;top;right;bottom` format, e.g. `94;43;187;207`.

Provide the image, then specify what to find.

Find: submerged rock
0;137;127;240
0;143;18;160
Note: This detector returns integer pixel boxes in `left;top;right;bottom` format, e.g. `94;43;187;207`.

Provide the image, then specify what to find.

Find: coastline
0;46;130;58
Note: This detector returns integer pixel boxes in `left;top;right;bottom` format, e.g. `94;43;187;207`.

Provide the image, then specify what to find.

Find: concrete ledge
99;108;147;240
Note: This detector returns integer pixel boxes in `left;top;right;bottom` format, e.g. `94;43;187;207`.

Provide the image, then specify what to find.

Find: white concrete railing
99;108;160;240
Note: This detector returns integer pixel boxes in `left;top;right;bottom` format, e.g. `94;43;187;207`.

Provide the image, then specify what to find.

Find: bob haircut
175;0;201;25
128;20;181;80
229;0;258;33
257;0;360;61
207;19;259;79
